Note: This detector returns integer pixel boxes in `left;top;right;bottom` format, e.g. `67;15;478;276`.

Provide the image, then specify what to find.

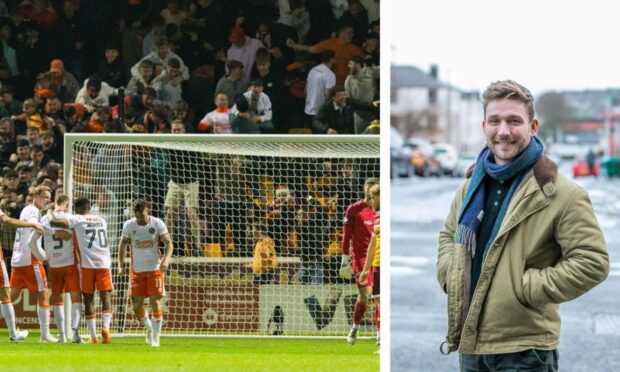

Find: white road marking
608;262;620;277
391;267;425;276
391;256;433;276
593;313;620;335
391;230;439;240
391;256;433;266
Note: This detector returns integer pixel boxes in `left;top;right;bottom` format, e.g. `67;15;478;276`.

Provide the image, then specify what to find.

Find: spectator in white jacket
231;78;273;132
153;58;183;103
345;56;379;133
75;76;118;113
131;37;189;82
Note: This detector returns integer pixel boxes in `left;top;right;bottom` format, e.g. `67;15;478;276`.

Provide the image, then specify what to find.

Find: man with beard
437;80;609;371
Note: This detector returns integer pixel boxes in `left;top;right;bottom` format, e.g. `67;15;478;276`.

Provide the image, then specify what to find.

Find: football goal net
61;134;379;338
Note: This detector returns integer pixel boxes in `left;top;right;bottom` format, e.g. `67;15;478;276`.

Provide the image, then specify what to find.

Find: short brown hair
482;80;535;121
155;37;169;47
133;199;150;213
255;50;270;65
139;59;155;69
34;185;51;196
40;130;54;139
226;60;243;71
171;100;189;111
24;98;37;108
55;194;69;205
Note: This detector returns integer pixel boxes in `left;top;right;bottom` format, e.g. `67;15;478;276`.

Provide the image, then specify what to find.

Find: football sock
71;302;82;331
54;304;65;337
152;311;163;341
139;308;152;330
352;299;367;327
1;302;17;338
86;315;97;339
37;305;50;338
374;303;380;332
102;310;112;330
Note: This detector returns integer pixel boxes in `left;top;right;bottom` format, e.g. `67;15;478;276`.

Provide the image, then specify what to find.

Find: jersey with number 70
64;214;110;269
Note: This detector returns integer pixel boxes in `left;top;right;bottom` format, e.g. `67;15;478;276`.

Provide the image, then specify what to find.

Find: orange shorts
49;264;81;296
130;270;165;298
10;264;47;293
0;251;8;289
82;267;113;294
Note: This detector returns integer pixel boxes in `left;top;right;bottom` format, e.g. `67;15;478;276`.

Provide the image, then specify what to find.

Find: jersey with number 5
40;212;75;268
66;214;110;269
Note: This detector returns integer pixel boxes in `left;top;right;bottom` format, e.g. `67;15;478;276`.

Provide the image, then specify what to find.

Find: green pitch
0;331;379;371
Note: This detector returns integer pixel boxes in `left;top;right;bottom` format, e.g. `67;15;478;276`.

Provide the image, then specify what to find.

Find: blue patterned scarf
455;136;543;260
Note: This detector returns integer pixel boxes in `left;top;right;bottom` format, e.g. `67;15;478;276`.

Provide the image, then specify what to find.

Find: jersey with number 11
66;214;110;269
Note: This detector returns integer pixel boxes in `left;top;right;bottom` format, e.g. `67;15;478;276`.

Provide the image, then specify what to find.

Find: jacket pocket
438;250;453;294
515;259;529;307
522;268;546;307
530;349;555;367
445;251;463;352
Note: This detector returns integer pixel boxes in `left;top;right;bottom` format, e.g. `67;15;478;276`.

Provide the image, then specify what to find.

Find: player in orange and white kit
118;199;173;347
9;186;57;343
359;183;380;348
0;205;43;342
30;195;82;344
50;197;113;344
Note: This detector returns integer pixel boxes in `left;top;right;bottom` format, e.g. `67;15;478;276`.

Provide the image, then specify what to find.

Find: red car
572;158;599;177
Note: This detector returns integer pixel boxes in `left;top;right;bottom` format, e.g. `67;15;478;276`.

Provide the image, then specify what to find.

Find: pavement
390;174;620;371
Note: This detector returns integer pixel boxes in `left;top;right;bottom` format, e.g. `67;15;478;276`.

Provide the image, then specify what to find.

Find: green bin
602;156;620;177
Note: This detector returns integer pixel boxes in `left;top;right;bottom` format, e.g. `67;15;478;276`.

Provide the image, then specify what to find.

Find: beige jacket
437;155;609;354
344;66;379;103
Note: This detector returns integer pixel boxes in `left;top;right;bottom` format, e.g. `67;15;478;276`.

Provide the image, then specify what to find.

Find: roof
391;64;459;91
558;89;620;119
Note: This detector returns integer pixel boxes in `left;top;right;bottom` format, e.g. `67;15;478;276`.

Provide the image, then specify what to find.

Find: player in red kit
340;177;379;344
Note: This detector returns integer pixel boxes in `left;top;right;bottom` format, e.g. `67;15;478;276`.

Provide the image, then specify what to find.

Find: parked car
434;143;458;175
572;158;599;177
395;145;415;177
455;153;477;178
391;128;413;178
402;138;441;177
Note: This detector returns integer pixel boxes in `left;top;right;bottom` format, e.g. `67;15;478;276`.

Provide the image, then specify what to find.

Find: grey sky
390;0;620;95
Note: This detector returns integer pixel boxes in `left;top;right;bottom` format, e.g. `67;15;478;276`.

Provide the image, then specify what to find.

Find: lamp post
445;68;453;145
603;96;616;156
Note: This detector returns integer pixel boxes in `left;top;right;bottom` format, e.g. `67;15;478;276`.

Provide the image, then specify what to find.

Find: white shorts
165;180;199;209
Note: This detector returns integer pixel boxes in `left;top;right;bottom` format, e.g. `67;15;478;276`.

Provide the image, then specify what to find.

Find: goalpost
62;134;380;338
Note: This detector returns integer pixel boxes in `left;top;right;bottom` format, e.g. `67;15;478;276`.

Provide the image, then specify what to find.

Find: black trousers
460;349;558;372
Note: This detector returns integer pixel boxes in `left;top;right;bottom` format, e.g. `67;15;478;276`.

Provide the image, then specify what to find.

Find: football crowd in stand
0;0;380;285
128;148;380;284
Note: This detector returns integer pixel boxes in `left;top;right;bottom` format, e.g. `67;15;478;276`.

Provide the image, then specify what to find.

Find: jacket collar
466;154;558;195
490;155;558;239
